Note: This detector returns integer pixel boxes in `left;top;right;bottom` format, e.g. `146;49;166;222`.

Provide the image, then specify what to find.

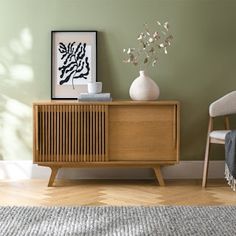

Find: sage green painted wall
0;0;236;160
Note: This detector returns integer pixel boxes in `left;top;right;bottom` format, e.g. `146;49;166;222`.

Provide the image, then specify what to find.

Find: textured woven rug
0;206;236;236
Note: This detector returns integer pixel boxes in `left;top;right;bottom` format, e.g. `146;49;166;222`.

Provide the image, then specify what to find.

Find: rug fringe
225;163;236;191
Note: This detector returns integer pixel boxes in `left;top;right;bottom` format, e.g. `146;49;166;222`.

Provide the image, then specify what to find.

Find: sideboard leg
153;166;165;186
48;167;59;187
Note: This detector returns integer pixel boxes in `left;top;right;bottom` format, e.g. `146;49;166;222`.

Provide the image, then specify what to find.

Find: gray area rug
0;206;236;236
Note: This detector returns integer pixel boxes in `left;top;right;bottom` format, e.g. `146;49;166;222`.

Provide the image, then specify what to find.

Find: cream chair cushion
209;91;236;117
209;130;231;140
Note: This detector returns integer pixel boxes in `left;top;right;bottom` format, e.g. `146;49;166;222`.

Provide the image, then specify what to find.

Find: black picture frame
51;31;97;100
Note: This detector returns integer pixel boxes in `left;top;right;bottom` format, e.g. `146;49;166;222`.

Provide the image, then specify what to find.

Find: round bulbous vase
129;70;160;101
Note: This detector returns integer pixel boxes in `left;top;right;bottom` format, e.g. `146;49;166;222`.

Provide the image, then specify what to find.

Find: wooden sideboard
33;100;180;186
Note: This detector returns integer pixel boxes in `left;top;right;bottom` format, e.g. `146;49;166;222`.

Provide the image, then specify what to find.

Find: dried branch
123;21;173;69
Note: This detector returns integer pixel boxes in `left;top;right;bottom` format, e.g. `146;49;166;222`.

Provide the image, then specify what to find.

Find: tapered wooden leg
48;167;59;187
153;166;165;186
202;138;211;188
202;117;213;188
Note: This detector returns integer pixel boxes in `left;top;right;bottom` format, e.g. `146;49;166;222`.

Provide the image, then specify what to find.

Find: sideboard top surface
33;100;180;106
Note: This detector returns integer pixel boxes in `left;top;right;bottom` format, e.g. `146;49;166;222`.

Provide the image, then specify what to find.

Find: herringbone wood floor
0;179;236;206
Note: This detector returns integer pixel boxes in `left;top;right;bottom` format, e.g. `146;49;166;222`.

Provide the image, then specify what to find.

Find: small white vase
129;70;160;101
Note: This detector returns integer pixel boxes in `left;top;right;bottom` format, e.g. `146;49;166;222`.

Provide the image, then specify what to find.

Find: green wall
0;0;236;160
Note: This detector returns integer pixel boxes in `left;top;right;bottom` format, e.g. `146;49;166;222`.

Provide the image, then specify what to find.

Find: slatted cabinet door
33;104;108;163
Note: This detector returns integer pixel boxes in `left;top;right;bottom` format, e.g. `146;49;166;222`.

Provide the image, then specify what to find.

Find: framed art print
51;31;97;99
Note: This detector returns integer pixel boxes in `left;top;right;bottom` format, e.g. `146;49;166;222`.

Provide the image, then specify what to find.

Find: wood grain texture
153;167;165;186
48;167;59;187
202;116;228;187
224;116;230;130
202;117;213;187
109;105;177;161
0;179;234;206
33;100;180;106
33;101;180;186
34;104;108;164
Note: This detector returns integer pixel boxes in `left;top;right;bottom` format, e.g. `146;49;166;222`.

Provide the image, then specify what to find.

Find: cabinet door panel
34;104;108;163
109;105;177;161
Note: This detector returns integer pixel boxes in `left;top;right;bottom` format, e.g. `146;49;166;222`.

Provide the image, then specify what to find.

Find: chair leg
202;138;211;188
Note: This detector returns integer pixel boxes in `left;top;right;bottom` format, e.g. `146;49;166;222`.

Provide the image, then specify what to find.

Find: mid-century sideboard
33;100;180;186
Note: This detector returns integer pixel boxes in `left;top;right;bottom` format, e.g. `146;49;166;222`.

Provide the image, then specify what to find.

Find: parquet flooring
0;179;236;206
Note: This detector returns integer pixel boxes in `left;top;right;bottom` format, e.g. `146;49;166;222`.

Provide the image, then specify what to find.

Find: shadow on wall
0;28;33;160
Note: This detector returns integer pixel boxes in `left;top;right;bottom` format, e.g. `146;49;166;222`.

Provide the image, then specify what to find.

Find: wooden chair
202;91;236;187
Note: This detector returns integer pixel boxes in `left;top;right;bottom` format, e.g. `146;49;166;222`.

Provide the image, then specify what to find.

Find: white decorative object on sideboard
129;70;160;100
123;21;173;101
87;82;102;94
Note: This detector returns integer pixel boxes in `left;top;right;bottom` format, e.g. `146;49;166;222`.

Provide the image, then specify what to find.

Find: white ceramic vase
129;70;160;101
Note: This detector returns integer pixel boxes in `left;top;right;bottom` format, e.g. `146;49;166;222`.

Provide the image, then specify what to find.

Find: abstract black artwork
58;42;90;87
51;31;97;99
